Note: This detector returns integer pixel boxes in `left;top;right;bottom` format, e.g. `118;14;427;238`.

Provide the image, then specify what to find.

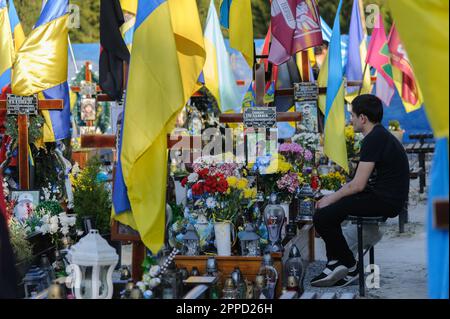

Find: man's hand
316;194;338;209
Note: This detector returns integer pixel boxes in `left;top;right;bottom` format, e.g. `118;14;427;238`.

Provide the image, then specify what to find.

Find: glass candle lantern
67;229;118;299
283;245;304;294
258;254;278;299
182;224;200;256
296;184;317;221
238;223;261;256
263;203;285;253
222;278;238;299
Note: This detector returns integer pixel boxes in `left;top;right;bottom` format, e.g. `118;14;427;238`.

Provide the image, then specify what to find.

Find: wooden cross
0;95;63;190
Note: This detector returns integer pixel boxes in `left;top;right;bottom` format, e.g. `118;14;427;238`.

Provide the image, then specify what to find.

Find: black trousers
313;191;401;268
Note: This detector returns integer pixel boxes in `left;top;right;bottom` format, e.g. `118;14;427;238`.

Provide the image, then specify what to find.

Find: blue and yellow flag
345;0;371;103
8;0;25;51
12;0;71;142
0;0;13;91
204;0;242;113
324;0;348;172
219;0;254;67
113;0;206;253
389;0;449;299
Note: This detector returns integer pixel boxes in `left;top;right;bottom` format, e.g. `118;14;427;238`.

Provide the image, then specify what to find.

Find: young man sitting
311;94;410;287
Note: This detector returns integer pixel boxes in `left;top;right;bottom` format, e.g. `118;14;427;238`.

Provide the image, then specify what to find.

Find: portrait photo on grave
10;190;40;222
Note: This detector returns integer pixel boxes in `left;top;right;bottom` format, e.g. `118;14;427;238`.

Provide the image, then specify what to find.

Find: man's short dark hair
351;94;383;123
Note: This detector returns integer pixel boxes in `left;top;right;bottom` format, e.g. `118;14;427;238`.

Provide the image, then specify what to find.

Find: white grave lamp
67;230;118;299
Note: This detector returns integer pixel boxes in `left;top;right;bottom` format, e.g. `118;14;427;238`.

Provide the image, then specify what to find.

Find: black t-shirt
359;124;410;211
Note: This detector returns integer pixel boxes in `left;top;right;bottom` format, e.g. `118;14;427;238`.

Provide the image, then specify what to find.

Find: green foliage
9;219;34;264
6;115;44;145
72;157;111;234
33;143;66;197
389;120;401;131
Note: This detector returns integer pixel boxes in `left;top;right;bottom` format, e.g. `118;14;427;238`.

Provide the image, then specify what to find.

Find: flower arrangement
279;142;314;170
39;212;77;249
292;132;320;152
319;171;347;191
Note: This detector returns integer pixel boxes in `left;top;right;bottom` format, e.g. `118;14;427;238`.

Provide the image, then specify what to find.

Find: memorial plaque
6;94;38;115
294;82;319;101
243;107;277;128
80;81;98;97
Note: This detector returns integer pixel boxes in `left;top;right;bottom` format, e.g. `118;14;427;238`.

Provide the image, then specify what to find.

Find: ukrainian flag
219;0;254;67
8;0;25;51
0;0;13;91
113;0;205;252
389;0;449;299
204;0;242;113
323;0;348;172
11;0;71;142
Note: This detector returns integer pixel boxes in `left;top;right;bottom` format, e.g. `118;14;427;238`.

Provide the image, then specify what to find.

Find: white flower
35;226;41;232
149;277;161;288
40;224;50;234
50;216;59;225
206;197;217;209
149;265;161;277
41;214;50;224
187;173;199;183
61;226;70;236
49;223;59;234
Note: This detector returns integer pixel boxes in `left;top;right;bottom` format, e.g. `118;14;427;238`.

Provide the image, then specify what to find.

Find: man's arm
316;161;375;209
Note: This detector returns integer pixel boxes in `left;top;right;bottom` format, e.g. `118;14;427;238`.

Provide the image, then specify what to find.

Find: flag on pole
12;0;71;142
388;24;423;113
323;0;348;172
269;0;323;65
389;0;449;299
99;0;130;101
8;0;25;51
0;0;13;92
366;14;395;106
113;0;206;253
204;0;242;113
219;0;254;67
345;0;371;102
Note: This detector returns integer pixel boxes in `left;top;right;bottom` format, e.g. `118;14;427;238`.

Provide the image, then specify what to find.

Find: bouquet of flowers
345;125;363;159
319;171;347;191
39;212;77;249
292;132;320;152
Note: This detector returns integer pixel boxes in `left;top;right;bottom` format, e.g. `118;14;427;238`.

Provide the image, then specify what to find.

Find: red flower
192;182;205;196
181;177;188;187
197;168;210;179
217;179;228;193
204;176;218;193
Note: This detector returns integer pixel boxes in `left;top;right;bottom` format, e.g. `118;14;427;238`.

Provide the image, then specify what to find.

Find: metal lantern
296;184;316;221
23;266;49;298
66;229;119;299
283;245;304;294
182;224;200;256
238;223;261;256
160;262;182;299
263;202;285;253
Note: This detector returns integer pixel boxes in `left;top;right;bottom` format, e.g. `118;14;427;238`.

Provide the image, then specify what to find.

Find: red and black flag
99;0;130;101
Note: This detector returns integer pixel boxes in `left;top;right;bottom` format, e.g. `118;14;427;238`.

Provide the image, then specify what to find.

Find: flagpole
68;35;79;74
